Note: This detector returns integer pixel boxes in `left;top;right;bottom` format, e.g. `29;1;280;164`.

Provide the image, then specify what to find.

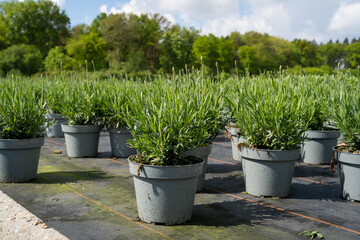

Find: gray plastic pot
228;126;245;162
241;147;300;197
46;114;67;138
0;137;44;182
302;130;340;164
109;127;136;158
228;126;241;161
185;144;212;192
128;158;204;225
335;150;360;201
61;124;103;158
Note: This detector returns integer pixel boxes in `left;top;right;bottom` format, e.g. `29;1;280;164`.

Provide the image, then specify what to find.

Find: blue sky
22;0;360;43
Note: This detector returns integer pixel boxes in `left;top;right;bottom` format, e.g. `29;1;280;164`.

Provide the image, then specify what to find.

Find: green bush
0;44;43;75
0;78;48;139
226;73;307;150
59;79;106;125
44;46;72;72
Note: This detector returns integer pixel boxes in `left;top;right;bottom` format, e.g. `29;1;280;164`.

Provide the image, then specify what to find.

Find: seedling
299;230;324;239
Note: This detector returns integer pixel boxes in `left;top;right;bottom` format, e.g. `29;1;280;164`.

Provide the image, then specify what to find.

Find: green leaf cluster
59;79;106;126
226;73;307;150
122;74;226;165
0;78;47;139
331;76;360;150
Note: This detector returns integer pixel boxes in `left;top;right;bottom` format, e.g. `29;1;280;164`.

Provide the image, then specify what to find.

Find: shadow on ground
188;199;293;227
29;170;112;184
203;175;245;194
206;163;243;174
289;182;342;202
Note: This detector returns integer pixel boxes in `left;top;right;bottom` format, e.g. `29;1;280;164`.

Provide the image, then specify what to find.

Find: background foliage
1;0;360;76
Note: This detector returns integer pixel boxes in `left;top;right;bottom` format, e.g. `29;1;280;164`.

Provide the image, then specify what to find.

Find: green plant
103;79;142;129
226;73;307;150
43;78;66;114
299;230;324;239
169;71;228;144
332;87;360;151
0;78;48;139
299;75;331;130
59;79;106;125
122;79;215;165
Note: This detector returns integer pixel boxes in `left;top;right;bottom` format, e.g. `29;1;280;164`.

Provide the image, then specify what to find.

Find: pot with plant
0;81;48;182
226;124;245;162
44;81;67;137
104;82;137;158
332;89;360;201
123;82;209;225
60;80;105;158
227;76;307;197
183;77;227;192
301;81;340;165
224;79;246;162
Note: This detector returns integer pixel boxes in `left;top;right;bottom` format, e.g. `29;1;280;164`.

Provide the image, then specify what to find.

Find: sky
44;0;360;43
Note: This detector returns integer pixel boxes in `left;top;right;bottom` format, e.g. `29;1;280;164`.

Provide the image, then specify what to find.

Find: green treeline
1;0;360;76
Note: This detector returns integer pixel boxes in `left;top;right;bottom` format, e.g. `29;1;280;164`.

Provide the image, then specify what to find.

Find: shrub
0;44;43;75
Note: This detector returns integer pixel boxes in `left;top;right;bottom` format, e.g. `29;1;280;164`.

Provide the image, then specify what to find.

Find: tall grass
0;77;48;139
226;73;307;150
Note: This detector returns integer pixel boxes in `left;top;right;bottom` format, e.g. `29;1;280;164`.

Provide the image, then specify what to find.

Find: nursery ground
0;131;359;240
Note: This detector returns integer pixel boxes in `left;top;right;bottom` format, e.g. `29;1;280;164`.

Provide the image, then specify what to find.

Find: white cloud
51;0;65;8
202;3;291;37
97;0;360;42
18;0;65;7
328;2;360;33
99;4;108;13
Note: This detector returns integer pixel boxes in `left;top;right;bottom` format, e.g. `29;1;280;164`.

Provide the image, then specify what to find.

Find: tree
237;45;257;73
192;34;236;73
0;44;43;75
90;13;107;34
159;25;199;72
137;13;170;71
71;24;90;39
0;0;70;57
240;32;298;72
318;42;345;68
65;32;108;70
99;13;140;70
0;18;10;50
44;46;72;72
346;42;360;68
292;39;321;67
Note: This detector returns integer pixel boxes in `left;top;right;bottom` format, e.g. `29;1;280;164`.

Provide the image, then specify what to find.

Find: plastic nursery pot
128;158;204;225
61;124;103;158
45;114;67;138
185;143;212;192
0;137;44;183
302;130;340;165
335;150;360;201
241;147;300;197
227;126;245;162
108;127;137;158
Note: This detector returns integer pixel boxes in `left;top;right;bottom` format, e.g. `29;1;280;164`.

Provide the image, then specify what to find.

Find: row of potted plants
0;71;359;226
226;73;359;201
